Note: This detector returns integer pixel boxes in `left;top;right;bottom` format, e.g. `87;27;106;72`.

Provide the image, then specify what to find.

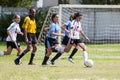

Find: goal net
38;5;120;59
59;5;120;43
38;5;120;43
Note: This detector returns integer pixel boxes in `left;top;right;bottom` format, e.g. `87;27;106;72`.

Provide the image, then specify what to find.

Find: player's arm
50;24;65;37
51;31;65;36
7;30;14;42
44;27;50;31
69;21;74;39
61;24;70;33
80;30;90;41
17;31;23;35
16;27;23;36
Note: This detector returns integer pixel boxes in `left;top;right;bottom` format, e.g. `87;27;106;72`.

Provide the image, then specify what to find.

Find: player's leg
2;47;13;55
0;42;13;56
14;43;31;65
28;43;37;65
28;34;37;65
78;43;88;62
42;48;52;65
50;36;70;65
68;44;79;63
42;37;53;65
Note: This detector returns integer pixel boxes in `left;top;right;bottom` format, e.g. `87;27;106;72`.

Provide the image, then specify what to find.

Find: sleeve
22;17;29;29
7;23;14;30
49;23;55;32
65;21;69;26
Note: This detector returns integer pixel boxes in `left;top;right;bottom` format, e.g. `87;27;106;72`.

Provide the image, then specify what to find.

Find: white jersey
6;22;21;41
71;20;82;39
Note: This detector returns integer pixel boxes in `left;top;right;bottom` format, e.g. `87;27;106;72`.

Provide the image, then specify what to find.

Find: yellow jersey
22;16;36;33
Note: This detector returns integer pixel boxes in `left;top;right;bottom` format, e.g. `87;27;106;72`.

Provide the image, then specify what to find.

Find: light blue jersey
47;22;59;39
64;21;71;37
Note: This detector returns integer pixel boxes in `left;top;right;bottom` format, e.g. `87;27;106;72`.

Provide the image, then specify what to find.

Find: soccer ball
84;59;94;67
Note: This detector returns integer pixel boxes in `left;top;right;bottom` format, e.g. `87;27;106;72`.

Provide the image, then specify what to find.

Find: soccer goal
37;5;120;59
38;5;120;44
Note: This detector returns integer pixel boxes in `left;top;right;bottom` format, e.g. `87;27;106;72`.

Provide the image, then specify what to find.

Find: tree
81;0;120;5
0;0;33;7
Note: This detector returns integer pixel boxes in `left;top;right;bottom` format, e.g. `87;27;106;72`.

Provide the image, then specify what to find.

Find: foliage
0;0;33;8
0;14;13;41
81;0;120;4
35;8;48;38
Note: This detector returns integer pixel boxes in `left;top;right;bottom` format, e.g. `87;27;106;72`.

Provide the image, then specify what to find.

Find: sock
83;51;88;62
55;45;65;52
0;51;4;56
17;51;26;60
45;48;47;55
69;48;78;58
29;52;35;64
42;56;49;65
51;52;62;62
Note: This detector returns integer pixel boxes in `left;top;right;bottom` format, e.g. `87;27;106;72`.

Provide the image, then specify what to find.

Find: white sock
60;46;65;52
0;51;4;56
55;45;65;52
82;51;88;62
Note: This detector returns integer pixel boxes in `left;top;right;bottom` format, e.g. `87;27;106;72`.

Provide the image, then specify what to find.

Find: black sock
69;48;78;58
51;52;62;62
17;51;26;60
45;48;47;55
42;56;49;65
29;53;35;64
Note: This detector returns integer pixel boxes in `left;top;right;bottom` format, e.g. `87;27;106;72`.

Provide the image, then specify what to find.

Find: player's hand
20;32;24;36
60;33;65;37
85;37;90;42
25;38;28;43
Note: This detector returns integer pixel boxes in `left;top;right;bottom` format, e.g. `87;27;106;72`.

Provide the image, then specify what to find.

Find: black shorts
74;39;83;45
45;37;58;49
62;36;74;45
27;33;37;44
7;41;20;48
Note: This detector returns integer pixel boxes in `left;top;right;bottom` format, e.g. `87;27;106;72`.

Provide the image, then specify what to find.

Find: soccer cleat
28;63;35;65
50;60;54;65
41;63;47;65
14;59;20;65
68;57;74;63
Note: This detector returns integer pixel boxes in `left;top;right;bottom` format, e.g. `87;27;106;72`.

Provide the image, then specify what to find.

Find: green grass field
0;42;120;80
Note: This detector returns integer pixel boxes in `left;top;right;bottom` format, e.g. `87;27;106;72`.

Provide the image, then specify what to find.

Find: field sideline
0;42;120;80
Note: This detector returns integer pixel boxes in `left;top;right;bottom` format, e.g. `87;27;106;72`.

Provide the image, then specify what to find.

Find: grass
0;42;120;80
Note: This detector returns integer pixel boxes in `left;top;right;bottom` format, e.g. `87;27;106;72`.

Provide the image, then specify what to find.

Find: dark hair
29;7;35;13
13;14;19;19
69;14;76;21
51;13;58;21
74;12;82;19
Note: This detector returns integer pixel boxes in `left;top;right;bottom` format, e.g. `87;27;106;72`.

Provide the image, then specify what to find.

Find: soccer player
42;13;65;65
70;12;90;63
14;8;37;65
0;14;23;59
50;13;90;64
50;14;76;64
